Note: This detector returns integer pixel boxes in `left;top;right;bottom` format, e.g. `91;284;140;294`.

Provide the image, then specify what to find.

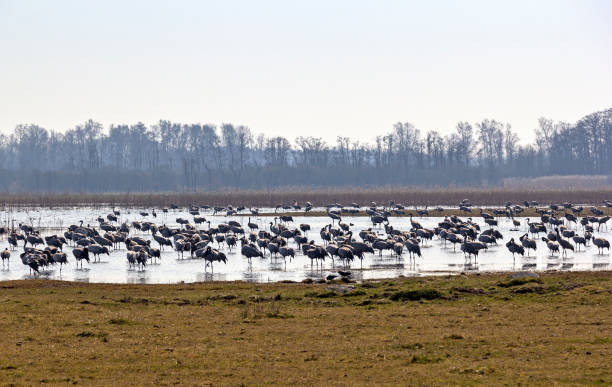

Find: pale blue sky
1;0;610;143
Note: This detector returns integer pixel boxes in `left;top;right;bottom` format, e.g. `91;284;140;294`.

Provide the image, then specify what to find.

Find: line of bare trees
0;108;609;192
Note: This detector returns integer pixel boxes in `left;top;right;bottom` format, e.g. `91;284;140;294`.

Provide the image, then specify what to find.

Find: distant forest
0;108;610;193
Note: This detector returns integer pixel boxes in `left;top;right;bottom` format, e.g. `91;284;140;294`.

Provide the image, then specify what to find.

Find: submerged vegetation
0;272;610;384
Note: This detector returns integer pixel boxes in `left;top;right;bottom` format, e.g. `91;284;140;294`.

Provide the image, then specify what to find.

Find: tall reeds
0;187;610;208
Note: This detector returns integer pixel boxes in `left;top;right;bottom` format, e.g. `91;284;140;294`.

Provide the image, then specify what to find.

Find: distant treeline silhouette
0;108;609;192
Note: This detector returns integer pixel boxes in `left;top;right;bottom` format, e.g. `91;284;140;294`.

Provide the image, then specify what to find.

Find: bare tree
0;108;609;191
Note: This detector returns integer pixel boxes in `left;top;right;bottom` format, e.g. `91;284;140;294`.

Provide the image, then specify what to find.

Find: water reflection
268;259;286;272
303;269;325;279
196;272;216;282
242;271;263;282
126;274;149;284
462;263;479;272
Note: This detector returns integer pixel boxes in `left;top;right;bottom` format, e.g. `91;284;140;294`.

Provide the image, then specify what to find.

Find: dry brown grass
0;187;611;208
0;272;611;385
501;175;611;190
260;206;612;218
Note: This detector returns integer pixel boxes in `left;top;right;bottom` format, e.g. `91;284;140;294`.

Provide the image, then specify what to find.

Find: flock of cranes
0;199;610;278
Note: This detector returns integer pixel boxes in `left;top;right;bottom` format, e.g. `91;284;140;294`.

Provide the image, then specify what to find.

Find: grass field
0;187;611;208
1;272;611;385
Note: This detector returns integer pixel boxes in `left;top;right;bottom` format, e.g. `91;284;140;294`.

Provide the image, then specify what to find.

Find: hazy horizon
1;0;610;143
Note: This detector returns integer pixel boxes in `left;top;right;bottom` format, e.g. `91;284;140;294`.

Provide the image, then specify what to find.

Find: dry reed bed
0;188;611;208
259;206;612;218
500;175;611;189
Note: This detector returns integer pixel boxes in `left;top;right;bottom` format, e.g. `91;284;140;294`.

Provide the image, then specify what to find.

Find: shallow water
0;207;609;283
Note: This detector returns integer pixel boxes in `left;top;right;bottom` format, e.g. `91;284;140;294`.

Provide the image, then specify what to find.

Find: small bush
445;334;464;340
76;331;107;340
411;355;442;364
108;318;132;325
343;290;367;297
498;278;542;288
389;289;443;301
316;291;337;298
304;354;318;362
512;285;544;294
360;282;377;289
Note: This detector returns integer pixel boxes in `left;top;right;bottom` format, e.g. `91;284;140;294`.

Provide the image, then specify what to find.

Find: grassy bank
0;187;611;208
1;272;611;385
